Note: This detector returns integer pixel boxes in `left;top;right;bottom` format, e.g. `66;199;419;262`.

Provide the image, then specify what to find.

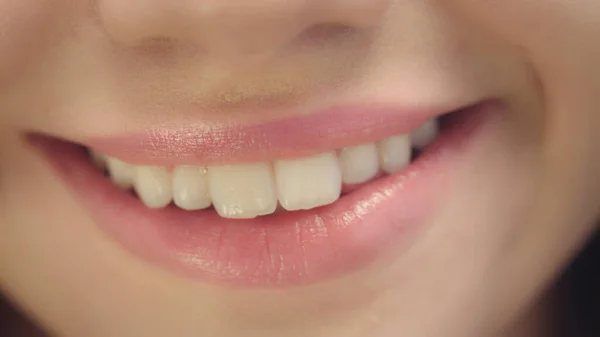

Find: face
1;1;599;336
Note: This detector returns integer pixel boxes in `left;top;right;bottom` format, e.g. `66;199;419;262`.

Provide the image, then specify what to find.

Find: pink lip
87;104;453;165
29;102;497;287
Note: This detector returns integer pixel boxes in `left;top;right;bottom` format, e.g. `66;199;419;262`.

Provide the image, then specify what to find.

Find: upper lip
83;102;469;165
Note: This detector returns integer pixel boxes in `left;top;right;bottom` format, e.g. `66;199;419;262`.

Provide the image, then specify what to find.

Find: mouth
29;101;498;287
94;117;440;215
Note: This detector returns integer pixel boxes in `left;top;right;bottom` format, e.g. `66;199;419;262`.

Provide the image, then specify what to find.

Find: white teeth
172;166;212;211
134;166;173;209
339;143;379;184
411;120;439;150
275;152;342;211
208;163;278;219
106;157;136;189
378;135;411;174
96;118;441;215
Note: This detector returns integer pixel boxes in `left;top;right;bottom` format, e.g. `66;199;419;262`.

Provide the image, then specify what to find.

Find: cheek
452;0;600;221
453;1;600;135
451;1;600;63
0;1;65;84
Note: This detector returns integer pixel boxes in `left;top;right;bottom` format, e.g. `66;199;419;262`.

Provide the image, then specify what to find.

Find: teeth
339;143;379;184
95;118;441;216
106;157;136;189
378;135;411;174
134;166;172;209
172;166;212;210
275;152;342;211
410;120;439;150
207;163;278;219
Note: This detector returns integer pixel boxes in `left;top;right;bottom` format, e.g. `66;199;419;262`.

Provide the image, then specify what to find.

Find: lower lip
29;103;498;288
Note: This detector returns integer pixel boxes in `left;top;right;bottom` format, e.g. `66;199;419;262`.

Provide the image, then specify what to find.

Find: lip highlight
28;102;497;287
86;104;454;165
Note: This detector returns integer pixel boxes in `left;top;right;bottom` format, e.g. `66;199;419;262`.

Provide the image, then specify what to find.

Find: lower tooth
411;120;439;149
134;166;172;209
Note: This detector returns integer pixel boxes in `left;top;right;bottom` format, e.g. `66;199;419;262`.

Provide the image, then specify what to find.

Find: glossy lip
29;102;498;287
86;104;458;165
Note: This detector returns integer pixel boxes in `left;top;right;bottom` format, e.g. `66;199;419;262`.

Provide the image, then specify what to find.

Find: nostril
98;0;389;52
97;0;163;46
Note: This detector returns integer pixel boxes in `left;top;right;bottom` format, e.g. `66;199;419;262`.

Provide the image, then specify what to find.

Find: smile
29;101;498;287
92;119;438;216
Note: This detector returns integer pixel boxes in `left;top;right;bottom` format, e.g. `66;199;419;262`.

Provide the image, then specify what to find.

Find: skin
0;1;599;336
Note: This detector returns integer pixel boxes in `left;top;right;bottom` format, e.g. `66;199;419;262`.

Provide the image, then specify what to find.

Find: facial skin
0;1;599;336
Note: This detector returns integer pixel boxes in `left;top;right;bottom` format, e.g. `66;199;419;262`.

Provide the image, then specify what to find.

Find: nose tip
98;0;389;56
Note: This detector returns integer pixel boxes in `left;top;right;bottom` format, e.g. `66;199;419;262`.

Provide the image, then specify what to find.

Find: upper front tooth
411;120;439;149
208;163;278;219
378;135;411;174
172;166;212;211
339;143;379;184
275;152;342;211
134;166;173;209
106;157;136;189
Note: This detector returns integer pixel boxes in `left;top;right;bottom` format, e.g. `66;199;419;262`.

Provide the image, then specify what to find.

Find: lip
85;104;460;165
28;102;498;287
